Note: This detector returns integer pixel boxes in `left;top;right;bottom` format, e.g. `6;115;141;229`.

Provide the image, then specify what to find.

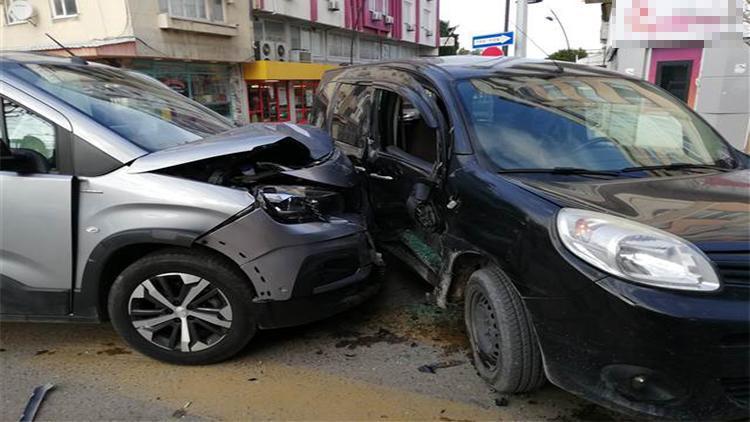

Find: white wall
0;0;131;50
695;39;750;150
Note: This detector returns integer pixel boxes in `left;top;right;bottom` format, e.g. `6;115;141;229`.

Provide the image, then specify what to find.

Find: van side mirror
0;151;43;174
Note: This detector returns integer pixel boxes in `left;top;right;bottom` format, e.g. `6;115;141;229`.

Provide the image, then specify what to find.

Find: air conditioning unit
290;49;313;63
275;41;289;61
384;15;394;25
370;10;382;21
405;23;416;32
327;0;340;11
425;29;434;37
257;40;274;60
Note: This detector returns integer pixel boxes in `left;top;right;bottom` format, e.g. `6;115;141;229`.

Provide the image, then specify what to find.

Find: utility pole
515;0;528;57
503;0;511;55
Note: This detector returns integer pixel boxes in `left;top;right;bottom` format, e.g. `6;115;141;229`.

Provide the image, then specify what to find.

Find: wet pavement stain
96;347;132;356
334;327;407;349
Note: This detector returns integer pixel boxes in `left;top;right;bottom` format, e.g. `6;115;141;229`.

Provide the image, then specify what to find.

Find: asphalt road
0;262;627;421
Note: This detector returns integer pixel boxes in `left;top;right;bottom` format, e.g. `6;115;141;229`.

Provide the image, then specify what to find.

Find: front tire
464;266;545;393
108;248;257;365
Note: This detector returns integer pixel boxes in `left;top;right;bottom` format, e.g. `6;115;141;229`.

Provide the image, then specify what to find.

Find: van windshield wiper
498;167;622;177
619;163;733;173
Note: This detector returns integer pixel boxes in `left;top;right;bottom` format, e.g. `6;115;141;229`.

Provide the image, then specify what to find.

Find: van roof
330;56;631;81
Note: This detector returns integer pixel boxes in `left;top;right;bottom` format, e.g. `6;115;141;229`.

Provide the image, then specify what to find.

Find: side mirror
0;152;42;174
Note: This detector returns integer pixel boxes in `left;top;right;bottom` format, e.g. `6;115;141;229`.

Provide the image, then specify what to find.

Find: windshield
6;63;234;152
456;76;740;173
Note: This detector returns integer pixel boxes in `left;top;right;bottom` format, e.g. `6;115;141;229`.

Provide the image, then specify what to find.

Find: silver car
0;52;379;364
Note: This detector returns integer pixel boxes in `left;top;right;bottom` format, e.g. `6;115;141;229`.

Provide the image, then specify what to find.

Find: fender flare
73;229;201;319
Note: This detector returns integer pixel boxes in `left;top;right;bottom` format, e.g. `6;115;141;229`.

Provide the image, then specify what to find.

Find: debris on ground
344;353;357;358
34;350;54;356
19;383;55;422
334;328;406;350
417;360;464;374
96;347;132;356
494;397;509;407
248;378;259;382
0;348;6;352
315;350;323;355
171;401;192;419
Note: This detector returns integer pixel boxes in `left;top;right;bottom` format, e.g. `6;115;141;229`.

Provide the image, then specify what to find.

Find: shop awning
243;61;339;81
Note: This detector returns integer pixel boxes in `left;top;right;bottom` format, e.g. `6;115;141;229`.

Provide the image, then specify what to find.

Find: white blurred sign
614;0;743;43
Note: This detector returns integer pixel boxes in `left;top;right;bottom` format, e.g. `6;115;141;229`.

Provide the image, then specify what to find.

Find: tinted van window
457;76;738;172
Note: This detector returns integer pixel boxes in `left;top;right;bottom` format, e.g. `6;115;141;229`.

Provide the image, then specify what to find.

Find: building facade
1;0;439;125
246;0;439;123
582;0;750;151
1;0;254;123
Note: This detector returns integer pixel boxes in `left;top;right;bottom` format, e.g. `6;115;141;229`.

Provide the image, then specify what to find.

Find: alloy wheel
128;273;233;352
469;289;501;369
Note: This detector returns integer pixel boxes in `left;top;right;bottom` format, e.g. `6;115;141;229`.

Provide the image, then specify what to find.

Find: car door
364;83;449;275
0;93;74;316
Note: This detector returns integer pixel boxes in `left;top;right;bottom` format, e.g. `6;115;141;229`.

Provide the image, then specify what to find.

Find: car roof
0;51;92;65
332;56;633;82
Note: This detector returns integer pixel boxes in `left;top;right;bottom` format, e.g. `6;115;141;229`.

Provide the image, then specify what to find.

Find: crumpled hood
514;170;750;250
126;123;356;188
128;123;333;173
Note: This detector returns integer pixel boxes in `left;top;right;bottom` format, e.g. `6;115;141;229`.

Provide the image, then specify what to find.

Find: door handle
369;173;394;181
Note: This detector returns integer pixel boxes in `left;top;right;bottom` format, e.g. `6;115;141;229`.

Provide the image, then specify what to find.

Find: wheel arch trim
74;228;201;319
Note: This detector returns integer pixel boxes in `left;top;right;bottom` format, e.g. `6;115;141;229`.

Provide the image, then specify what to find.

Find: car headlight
556;208;720;291
257;185;344;224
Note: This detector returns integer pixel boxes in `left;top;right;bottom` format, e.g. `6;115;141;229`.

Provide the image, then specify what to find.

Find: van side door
365;83;448;276
0;91;75;317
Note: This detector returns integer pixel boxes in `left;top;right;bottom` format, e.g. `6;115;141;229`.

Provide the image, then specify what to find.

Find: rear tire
108;248;257;365
464;266;545;393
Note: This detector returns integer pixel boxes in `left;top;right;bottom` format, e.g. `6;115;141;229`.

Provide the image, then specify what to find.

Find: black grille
707;252;750;286
722;377;749;407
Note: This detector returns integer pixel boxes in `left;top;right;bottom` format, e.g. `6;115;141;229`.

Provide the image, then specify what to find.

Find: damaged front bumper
197;207;380;328
528;276;749;420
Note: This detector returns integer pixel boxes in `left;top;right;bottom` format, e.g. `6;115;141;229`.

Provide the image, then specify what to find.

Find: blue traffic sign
472;32;515;49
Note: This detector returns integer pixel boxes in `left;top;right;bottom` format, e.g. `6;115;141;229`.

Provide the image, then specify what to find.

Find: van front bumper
527;276;750;420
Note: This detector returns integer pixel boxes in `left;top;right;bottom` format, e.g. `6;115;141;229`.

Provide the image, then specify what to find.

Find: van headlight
556;208;720;291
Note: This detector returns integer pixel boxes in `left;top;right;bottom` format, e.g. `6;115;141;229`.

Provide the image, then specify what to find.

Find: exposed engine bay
142;124;362;225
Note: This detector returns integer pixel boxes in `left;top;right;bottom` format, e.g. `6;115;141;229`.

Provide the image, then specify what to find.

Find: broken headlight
557;208;720;292
257;185;344;224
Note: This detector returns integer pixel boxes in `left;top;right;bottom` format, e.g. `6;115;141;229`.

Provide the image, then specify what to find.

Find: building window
367;0;388;15
403;0;414;24
290;26;312;51
247;82;291;123
293;81;318;124
133;60;232;117
327;33;351;58
263;19;286;42
51;0;77;18
159;0;225;23
422;7;432;37
360;39;379;60
311;30;324;58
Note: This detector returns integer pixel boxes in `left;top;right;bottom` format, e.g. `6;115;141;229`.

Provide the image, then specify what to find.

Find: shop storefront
243;61;336;124
131;60;236;118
